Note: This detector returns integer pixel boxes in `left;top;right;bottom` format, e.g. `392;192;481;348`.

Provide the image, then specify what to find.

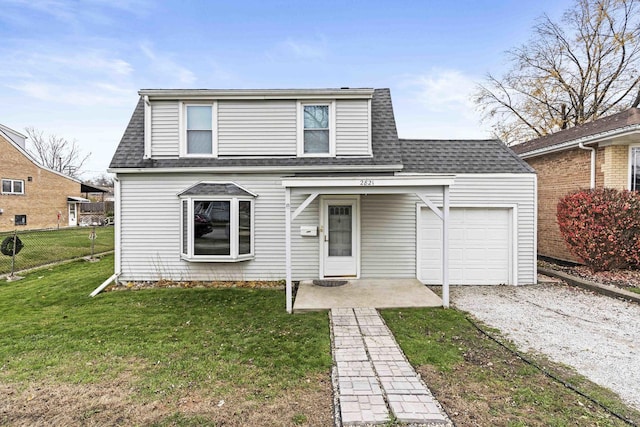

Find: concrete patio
293;278;443;312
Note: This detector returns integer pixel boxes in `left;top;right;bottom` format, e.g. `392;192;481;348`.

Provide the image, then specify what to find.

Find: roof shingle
400;139;534;174
511;108;640;155
109;89;401;169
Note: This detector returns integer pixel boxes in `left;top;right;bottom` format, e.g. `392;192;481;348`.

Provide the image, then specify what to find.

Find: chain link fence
0;226;115;276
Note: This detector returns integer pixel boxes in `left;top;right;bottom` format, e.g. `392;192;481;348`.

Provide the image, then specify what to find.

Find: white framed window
14;215;27;226
631;146;640;191
180;102;217;157
180;196;254;262
297;101;335;157
1;179;24;195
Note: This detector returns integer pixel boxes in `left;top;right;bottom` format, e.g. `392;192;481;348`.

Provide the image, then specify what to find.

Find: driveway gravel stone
451;280;640;410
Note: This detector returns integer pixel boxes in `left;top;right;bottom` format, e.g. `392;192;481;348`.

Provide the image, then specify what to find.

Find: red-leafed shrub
557;188;640;272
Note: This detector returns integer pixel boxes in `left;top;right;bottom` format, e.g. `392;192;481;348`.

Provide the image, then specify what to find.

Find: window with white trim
298;101;335;156
632;147;640;191
182;103;216;156
1;179;24;195
180;196;254;262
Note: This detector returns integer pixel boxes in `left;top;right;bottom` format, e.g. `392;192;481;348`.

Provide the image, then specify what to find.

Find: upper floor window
631;147;640;191
182;103;216;156
1;179;24;195
298;101;335;157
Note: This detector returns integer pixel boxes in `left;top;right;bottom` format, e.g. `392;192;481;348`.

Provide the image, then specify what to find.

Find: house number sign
359;179;375;186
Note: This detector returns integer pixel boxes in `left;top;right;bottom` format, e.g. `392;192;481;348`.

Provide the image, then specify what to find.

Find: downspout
90;174;121;297
578;142;596;189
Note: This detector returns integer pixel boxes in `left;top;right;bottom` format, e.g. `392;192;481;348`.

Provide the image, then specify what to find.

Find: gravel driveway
451;279;640;410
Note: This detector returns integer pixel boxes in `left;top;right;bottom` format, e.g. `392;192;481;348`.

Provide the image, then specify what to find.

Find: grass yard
3;257;640;426
382;308;640;426
0;226;115;275
0;255;332;426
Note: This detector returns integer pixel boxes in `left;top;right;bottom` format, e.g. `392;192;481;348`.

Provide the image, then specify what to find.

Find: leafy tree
475;0;640;144
24;127;91;178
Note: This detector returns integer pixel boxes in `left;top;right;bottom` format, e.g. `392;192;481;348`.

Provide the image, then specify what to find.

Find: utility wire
465;315;637;427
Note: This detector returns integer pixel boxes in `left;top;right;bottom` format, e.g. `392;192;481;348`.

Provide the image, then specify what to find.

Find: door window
328;205;352;256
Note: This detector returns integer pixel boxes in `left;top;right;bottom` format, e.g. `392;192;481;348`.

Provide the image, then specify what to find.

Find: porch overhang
282;175;455;313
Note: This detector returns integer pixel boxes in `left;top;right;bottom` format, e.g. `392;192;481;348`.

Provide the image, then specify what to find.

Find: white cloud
140;43;197;86
267;36;329;61
394;69;491;139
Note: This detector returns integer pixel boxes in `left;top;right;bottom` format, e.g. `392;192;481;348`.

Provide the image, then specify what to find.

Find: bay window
179;183;255;262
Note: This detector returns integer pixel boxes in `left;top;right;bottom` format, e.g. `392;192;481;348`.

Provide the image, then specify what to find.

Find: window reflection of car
194;213;213;238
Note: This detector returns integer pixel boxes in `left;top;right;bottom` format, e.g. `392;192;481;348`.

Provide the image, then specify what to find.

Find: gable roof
400;139;534;174
0;125;81;183
109;88;402;170
511;108;640;156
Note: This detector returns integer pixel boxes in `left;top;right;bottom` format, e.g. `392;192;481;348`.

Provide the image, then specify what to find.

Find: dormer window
181;103;217;157
298;101;335;157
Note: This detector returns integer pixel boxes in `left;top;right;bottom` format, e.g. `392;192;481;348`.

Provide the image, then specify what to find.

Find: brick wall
525;144;633;262
526;148;596;262
603;145;629;189
0;135;82;231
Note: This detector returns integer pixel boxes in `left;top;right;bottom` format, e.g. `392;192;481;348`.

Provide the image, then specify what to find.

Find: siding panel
336;100;371;156
218;101;297;155
150;101;179;157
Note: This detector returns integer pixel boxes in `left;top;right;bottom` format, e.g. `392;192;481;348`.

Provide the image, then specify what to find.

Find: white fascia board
282;175;455;188
139;88;374;100
107;164;403;174
519;125;640;159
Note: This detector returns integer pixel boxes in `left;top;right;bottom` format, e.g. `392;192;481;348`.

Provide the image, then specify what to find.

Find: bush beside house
557;188;640;272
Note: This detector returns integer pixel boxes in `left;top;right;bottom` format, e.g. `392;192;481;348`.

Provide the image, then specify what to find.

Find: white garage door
419;207;511;285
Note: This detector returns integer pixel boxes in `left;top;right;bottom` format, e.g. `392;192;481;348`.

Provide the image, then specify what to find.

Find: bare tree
88;173;114;187
24;127;91;178
475;0;640;144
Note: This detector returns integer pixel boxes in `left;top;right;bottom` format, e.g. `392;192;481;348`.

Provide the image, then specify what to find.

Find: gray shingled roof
178;182;255;197
511;108;640;155
109;89;401;169
400;139;534;174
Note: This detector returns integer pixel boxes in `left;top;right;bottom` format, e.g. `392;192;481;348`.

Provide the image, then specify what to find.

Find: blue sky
0;0;573;178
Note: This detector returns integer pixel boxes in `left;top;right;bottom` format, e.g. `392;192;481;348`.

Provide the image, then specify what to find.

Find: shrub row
557;188;640;272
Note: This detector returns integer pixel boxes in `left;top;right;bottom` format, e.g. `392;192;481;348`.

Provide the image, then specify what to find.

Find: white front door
68;203;77;226
322;198;358;277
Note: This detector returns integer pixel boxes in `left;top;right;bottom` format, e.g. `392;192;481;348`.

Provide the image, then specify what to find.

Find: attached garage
401;139;537;288
419;207;513;285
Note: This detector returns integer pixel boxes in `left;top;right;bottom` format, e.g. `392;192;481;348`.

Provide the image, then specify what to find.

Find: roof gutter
107;164;404;174
578;142;596;189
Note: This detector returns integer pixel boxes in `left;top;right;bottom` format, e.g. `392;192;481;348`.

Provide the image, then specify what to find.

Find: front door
68;203;77;226
322;198;358;277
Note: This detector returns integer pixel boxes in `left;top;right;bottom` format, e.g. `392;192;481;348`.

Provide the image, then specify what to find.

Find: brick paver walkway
331;308;452;426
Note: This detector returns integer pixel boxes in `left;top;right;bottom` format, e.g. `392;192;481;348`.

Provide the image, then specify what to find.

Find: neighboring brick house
0;123;87;231
511;109;640;262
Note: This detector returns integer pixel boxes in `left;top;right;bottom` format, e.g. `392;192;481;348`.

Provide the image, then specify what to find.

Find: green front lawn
0;255;332;426
0;226;114;274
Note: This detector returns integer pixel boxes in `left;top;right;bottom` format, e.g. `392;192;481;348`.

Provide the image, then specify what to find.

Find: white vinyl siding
336;100;371;156
118;173;319;282
360;192;438;278
117;173;535;285
218;101;297;156
150;101;179;157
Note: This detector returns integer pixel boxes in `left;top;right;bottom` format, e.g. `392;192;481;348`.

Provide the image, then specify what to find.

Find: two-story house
0;123;87;231
109;88;537;311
